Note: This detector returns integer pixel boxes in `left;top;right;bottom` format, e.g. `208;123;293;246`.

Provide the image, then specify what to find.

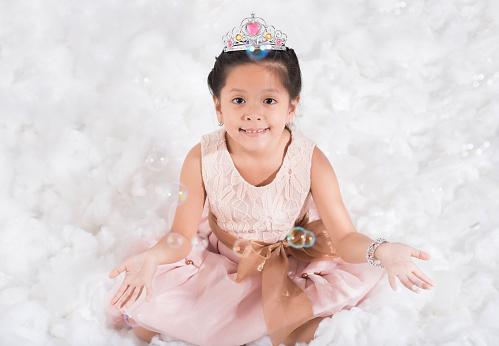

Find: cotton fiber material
0;0;498;345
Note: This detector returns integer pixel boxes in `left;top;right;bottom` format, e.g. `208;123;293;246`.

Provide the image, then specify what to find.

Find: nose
245;103;263;121
245;114;262;121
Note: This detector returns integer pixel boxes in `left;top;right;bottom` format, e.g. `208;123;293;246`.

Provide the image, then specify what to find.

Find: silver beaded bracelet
366;238;388;268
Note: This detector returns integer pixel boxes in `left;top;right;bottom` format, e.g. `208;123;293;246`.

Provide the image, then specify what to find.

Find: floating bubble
145;149;169;171
191;234;209;249
166;232;185;249
233;239;252;258
165;182;188;206
246;47;269;60
153;94;169;112
124;314;140;327
287;227;307;249
303;231;316;248
132;74;151;87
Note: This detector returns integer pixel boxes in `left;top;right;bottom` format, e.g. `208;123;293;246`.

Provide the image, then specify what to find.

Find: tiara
222;13;287;52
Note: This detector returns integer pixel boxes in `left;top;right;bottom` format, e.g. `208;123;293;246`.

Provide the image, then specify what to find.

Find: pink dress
106;127;384;345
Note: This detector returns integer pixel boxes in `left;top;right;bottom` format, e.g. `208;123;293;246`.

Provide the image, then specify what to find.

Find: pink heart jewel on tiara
246;22;260;36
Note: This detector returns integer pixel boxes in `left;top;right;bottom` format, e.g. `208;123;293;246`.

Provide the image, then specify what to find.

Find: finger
411;248;431;261
413;268;436;288
109;263;126;279
126;286;143;308
119;286;136;309
145;283;153;302
387;274;398;291
111;283;129;305
407;275;421;294
399;276;420;294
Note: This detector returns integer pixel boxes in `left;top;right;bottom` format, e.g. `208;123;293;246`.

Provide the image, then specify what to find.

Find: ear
213;96;223;123
287;96;300;123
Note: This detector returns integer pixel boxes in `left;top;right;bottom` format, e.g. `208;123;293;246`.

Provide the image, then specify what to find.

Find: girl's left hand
374;242;436;293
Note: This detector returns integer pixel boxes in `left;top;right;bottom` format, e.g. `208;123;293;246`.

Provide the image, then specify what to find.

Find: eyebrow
228;88;280;93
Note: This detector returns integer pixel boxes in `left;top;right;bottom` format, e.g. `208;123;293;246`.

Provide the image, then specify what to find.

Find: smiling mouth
240;128;269;133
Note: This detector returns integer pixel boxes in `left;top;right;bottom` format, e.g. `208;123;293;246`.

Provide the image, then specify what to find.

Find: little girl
107;14;435;346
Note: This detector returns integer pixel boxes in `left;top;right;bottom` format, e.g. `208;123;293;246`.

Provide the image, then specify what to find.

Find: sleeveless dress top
201;126;313;242
105;126;385;346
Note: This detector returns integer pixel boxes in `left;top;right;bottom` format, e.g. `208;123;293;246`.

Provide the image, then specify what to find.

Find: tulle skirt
105;206;384;345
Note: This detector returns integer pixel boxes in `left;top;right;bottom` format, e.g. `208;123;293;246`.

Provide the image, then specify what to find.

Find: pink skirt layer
106;206;384;346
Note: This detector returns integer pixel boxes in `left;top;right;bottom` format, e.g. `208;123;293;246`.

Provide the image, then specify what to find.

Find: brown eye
264;98;276;105
232;98;245;104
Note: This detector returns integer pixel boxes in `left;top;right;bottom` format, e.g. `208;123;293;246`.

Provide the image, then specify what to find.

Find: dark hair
207;48;302;101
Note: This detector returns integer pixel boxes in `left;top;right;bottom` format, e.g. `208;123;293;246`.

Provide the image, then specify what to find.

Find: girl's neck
225;128;291;161
225;128;292;187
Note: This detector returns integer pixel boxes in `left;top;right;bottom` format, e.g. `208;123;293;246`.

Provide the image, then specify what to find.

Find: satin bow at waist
208;211;341;346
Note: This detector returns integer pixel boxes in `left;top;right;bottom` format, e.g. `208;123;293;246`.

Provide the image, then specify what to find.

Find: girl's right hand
108;251;159;309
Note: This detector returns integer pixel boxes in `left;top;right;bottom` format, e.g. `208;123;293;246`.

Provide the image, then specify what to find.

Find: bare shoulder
310;146;356;241
170;142;206;238
310;146;342;209
311;146;338;180
180;142;204;190
185;142;202;162
181;143;202;172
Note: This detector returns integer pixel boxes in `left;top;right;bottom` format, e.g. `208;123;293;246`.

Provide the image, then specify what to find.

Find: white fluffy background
0;0;498;345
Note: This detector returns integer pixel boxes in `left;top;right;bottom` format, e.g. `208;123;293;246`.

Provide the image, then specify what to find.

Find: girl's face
214;63;299;155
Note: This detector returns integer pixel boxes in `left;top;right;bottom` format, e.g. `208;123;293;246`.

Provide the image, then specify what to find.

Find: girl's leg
128;317;161;343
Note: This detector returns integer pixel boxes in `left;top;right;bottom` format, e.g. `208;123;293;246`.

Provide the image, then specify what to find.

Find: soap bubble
166;232;185;249
303;231;316;248
287;227;307;248
154;185;164;195
191;234;209;249
145;149;169;171
287;227;315;249
165;182;188;206
246;47;269;60
132;74;151;87
152;94;169;112
124;314;140;327
233;239;252;258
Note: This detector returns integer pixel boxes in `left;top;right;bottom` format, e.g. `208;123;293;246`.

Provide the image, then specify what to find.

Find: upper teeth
245;129;266;133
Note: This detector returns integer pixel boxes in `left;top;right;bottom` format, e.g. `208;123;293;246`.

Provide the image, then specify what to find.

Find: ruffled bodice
201;126;316;242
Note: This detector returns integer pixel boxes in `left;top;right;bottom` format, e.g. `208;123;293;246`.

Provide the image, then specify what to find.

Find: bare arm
310;146;374;263
148;142;207;264
108;143;206;308
310;146;435;293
